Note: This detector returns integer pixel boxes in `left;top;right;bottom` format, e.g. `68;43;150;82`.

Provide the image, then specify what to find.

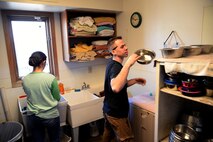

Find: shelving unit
161;88;213;106
60;10;116;62
154;54;213;142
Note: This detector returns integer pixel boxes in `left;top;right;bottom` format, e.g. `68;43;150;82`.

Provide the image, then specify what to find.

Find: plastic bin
0;121;23;142
58;96;68;126
18;95;68;136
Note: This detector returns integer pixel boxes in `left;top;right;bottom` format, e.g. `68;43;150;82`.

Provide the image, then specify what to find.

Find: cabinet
154;54;213;142
130;104;155;142
60;10;116;62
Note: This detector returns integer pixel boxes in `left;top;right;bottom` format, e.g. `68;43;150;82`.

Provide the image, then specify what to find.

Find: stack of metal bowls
160;44;213;58
169;124;198;142
182;46;202;57
160;47;184;58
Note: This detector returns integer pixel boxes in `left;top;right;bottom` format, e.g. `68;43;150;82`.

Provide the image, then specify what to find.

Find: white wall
0;0;122;122
117;0;213;96
0;0;213;121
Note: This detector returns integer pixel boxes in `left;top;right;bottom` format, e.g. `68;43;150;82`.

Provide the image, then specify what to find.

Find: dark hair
107;36;122;52
29;51;47;67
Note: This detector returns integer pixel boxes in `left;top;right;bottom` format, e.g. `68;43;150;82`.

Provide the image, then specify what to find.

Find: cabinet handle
141;112;149;118
141;126;147;130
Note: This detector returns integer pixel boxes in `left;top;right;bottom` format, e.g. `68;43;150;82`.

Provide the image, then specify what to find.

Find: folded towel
164;62;212;76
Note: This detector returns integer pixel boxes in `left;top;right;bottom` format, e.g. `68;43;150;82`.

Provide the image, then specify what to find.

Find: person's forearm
127;79;136;87
111;64;130;93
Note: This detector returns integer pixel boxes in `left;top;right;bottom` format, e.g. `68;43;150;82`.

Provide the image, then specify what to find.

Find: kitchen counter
129;94;155;113
129;94;155;142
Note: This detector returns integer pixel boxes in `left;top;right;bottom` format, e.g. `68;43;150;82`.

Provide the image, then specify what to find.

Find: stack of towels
70;43;97;61
70;16;97;36
69;16;116;36
92;40;111;58
94;17;116;36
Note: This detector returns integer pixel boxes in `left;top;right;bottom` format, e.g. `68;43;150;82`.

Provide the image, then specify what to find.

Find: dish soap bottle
58;81;64;95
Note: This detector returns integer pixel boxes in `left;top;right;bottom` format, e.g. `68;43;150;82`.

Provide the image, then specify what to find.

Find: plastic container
18;95;68;136
18;95;32;137
58;82;65;95
58;96;68;126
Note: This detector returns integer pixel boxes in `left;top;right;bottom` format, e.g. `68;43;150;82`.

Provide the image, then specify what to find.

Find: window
2;10;59;87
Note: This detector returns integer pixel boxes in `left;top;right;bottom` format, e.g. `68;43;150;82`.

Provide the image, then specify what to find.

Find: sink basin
63;90;104;128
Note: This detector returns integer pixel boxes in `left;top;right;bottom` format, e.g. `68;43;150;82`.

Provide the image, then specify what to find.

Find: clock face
130;12;142;28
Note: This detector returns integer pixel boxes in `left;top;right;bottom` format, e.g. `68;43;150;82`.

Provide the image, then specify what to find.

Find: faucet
82;82;90;90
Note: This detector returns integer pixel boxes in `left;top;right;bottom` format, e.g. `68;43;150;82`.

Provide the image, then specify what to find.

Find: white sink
63;90;104;128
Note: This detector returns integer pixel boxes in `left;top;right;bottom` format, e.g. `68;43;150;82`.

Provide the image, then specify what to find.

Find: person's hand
135;78;146;86
125;53;141;67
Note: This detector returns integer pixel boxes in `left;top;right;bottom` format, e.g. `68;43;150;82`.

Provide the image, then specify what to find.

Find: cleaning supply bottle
58;81;64;95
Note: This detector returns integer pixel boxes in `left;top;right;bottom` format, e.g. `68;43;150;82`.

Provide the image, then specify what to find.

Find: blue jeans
28;114;60;142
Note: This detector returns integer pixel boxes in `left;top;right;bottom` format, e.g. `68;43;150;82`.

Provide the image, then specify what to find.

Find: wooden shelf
61;9;116;62
160;136;169;142
161;88;213;107
68;35;114;38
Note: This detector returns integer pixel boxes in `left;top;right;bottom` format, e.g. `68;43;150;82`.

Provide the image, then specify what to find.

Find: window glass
11;21;50;77
2;10;59;87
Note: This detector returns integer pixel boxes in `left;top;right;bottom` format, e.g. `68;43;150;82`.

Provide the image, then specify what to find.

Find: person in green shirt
22;51;61;142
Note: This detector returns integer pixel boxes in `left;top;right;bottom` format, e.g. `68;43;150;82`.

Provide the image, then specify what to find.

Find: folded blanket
94;17;116;24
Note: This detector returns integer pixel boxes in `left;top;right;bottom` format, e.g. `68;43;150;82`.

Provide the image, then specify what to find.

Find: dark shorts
103;113;134;142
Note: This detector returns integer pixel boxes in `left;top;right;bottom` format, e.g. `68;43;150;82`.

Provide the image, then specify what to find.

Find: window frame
1;10;59;88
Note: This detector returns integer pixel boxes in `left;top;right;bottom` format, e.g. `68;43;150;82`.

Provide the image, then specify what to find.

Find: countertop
129;94;155;113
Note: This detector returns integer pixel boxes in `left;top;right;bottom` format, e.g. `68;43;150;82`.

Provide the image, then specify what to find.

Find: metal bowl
169;124;198;142
191;45;213;54
160;47;184;58
135;49;156;64
183;46;202;57
181;113;203;133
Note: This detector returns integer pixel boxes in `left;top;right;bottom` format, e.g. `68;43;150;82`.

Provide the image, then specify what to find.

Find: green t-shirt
22;72;60;119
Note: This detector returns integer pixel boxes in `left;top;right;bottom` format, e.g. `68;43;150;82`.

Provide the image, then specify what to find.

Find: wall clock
130;12;142;28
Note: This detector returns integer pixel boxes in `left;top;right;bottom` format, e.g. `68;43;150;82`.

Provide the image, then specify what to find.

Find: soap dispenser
58;81;64;95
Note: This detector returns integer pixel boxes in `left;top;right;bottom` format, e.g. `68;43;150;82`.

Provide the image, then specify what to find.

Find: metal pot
181;112;203;133
135;49;156;64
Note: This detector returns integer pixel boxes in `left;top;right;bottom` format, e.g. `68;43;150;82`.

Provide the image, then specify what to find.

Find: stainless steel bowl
191;45;213;54
135;49;156;64
160;47;184;58
169;124;198;142
181;113;203;133
183;46;202;57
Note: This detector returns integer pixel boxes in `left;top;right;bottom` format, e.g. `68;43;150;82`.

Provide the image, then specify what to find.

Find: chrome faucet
82;82;90;90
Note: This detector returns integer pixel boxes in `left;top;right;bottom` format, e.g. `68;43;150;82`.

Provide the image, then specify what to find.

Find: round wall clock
130;12;142;28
